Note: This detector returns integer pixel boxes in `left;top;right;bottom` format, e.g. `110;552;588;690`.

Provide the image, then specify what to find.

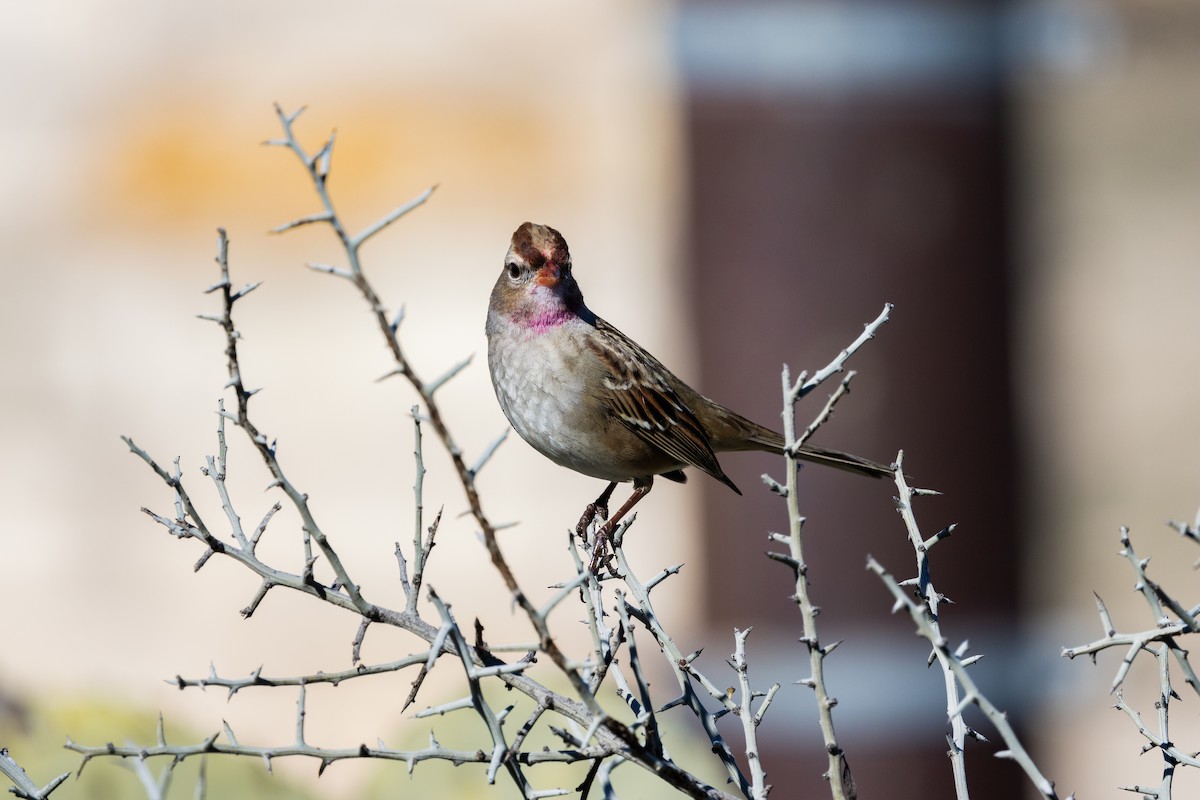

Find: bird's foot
575;502;600;540
576;483;616;537
580;482;621;574
587;522;618;575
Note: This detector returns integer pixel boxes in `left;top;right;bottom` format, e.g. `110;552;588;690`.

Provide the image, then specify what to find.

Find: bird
485;222;889;552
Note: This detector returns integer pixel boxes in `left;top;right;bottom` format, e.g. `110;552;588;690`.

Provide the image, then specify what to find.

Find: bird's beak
536;263;559;288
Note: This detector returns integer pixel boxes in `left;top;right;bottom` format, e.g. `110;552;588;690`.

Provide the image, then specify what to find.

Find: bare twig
730;627;778;799
427;589;531;793
1063;525;1200;698
869;557;1061;799
795;304;891;399
772;363;855;799
611;539;749;797
1113;645;1195;799
889;451;971;797
1;748;69;800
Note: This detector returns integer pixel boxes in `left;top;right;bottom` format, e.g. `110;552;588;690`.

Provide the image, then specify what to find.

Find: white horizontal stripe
674;1;1117;92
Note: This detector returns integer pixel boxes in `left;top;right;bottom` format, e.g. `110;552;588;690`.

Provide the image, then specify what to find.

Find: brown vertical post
679;3;1022;796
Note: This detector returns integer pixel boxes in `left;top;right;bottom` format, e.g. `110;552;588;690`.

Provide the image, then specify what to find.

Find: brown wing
587;318;739;493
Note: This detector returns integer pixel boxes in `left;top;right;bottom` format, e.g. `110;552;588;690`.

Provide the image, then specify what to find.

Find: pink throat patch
519;307;574;334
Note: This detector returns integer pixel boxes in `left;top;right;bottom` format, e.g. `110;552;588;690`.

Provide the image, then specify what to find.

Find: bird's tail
737;421;892;479
791;442;892;479
709;406;892;479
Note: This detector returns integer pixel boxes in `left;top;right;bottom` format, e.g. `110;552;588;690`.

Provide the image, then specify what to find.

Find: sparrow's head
490;222;587;328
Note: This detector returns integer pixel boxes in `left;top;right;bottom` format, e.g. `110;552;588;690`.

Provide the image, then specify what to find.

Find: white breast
486;313;620;480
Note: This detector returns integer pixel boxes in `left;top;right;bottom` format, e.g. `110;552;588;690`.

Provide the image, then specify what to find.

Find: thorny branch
866;452;1068;798
1;748;68;800
1062;514;1200;795
753;308;892;800
888;452;974;798
1112;645;1195;800
869;555;1062;799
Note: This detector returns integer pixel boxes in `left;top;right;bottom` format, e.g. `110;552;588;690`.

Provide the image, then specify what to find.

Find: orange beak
536;263;559;288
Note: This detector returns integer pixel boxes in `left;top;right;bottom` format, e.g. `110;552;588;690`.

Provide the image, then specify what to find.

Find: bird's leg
575;481;618;541
594;481;617;521
588;479;652;574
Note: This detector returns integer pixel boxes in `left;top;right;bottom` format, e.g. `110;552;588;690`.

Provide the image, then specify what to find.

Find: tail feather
792;443;892;479
733;418;891;480
708;405;892;480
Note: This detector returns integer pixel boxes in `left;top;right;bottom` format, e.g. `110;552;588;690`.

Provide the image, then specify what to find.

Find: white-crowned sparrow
486;222;887;536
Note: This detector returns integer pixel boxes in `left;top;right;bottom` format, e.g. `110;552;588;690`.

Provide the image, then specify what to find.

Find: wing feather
587;318;732;486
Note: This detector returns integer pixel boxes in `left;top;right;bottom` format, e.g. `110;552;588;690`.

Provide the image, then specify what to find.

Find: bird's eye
506;262;521;280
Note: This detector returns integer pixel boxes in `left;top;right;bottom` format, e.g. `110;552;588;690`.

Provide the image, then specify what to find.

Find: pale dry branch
888;451;971;796
1;748;69;800
795;303;891;399
1112;645;1194;800
869;557;1061;799
1062;519;1200;793
768;361;863;799
610;536;749;796
1063;524;1200;698
730;627;777;799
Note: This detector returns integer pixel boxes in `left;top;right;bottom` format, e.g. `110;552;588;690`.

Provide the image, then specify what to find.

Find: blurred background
2;0;1198;798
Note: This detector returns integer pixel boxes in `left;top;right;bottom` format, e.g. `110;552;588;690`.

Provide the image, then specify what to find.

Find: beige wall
1018;2;1200;795
0;2;688;796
